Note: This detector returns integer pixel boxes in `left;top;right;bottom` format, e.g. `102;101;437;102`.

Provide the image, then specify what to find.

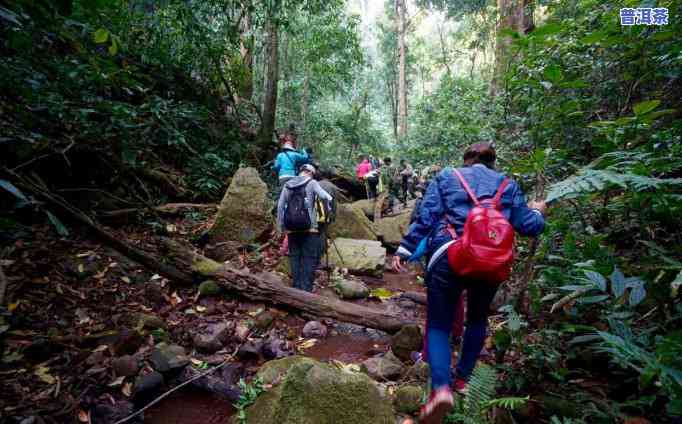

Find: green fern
546;169;682;203
482;396;530;410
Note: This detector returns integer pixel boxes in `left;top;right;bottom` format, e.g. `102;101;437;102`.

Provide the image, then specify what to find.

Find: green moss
192;257;223;275
246;359;394;424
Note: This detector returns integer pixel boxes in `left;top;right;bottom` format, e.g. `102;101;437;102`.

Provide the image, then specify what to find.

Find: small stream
144;388;236;424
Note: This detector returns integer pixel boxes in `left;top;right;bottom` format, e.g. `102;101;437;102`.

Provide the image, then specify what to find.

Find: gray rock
374;210;412;247
328;203;378;241
112;355;140;377
150;343;189;373
335;278;370;300
193;322;233;353
198;280;222;297
91;400;136;424
327;238;386;277
391;325;423;362
361;350;404;381
209;167;274;243
262;334;292;360
302;321;328;339
237;340;264;360
133;371;164;400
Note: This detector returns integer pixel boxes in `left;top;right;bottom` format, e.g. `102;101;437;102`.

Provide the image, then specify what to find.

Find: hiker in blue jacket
392;142;547;424
272;131;310;187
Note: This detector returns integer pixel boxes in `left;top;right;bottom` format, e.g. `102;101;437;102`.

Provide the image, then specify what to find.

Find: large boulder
209;167;273;243
326;238;386;277
240;357;394;424
352;199;377;219
328;204;378;241
374;210;412;246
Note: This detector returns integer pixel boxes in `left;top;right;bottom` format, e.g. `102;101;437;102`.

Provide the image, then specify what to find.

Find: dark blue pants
425;254;498;389
288;232;319;292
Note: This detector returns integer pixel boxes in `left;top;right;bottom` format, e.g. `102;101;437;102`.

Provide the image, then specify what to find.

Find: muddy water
144;388;235;424
304;334;386;363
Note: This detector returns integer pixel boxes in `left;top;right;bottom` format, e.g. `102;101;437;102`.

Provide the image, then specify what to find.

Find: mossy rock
328;204;378;241
394;385;423;415
244;358;394;424
326;238;386;277
256;355;318;386
198;280;221;296
209;167;274;243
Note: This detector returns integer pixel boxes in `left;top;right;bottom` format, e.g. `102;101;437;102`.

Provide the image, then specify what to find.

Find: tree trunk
162;239;412;334
397;0;408;142
258;12;280;149
492;0;534;95
238;1;253;101
300;66;310;145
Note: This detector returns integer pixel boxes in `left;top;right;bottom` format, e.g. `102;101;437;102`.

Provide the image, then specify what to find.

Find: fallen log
162;239;413;334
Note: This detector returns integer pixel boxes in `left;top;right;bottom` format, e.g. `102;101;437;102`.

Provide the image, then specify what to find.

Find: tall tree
258;0;281;149
491;0;533;94
238;0;254;101
396;0;408;142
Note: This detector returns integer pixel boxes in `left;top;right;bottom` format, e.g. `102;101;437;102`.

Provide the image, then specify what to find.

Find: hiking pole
330;237;345;266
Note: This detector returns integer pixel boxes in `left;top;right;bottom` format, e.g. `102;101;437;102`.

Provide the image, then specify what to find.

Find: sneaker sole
419;399;453;424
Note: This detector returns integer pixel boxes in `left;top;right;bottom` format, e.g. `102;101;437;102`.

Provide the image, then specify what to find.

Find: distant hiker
382;157;402;212
356;155;378;199
272;131;310;189
277;164;332;292
400;159;415;205
392;142;547;424
314;167;338;269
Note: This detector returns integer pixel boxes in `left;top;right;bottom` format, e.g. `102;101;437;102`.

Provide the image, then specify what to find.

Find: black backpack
284;181;312;231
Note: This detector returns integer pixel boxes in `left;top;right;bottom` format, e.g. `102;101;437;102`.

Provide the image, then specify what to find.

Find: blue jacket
273;148;310;179
396;164;545;259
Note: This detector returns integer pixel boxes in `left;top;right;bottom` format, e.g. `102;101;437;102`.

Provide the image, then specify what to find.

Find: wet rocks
91;400;136;424
262;333;292;360
193;322;233;353
112;355;140;377
335;278;370;300
150;343;189;373
361;350;404;381
394;385;423;415
237;339;264;360
241;357;394;423
209;167;274;243
327;238;386;277
198;280;222;297
390;324;423;362
302;321;328;339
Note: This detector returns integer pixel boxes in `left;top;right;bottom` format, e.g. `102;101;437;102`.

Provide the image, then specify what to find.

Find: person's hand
528;200;548;215
392;255;407;273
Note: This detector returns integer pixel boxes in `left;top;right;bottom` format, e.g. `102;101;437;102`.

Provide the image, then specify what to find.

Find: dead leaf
170;291;183;306
196;305;207;313
92;345;109;353
190;358;203;366
34;366;56;384
122;382;132;397
108;376;125;387
108;262;118;268
151;274;162;280
121;276;131;284
8;302;19;312
166;224;177;233
78;264;85;274
75;308;91;325
76;252;94;258
78;410;90;423
297;339;317;351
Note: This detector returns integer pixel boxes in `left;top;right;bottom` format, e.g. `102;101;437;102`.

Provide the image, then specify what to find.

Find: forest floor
0;207;435;423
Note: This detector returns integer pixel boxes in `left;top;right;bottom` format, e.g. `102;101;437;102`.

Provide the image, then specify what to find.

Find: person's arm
311;181;333;205
395;174;444;259
276;187;289;232
507;180;546;237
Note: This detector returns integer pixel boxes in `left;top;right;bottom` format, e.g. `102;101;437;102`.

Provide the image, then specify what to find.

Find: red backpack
446;169;515;284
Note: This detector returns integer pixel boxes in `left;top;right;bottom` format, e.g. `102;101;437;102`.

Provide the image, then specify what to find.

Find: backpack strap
492;178;510;209
453;169;481;207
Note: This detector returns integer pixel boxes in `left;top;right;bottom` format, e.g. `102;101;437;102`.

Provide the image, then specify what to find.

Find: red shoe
418;386;454;424
453;378;468;395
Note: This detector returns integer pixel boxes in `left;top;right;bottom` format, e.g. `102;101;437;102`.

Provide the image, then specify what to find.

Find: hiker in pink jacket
356;155;372;179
